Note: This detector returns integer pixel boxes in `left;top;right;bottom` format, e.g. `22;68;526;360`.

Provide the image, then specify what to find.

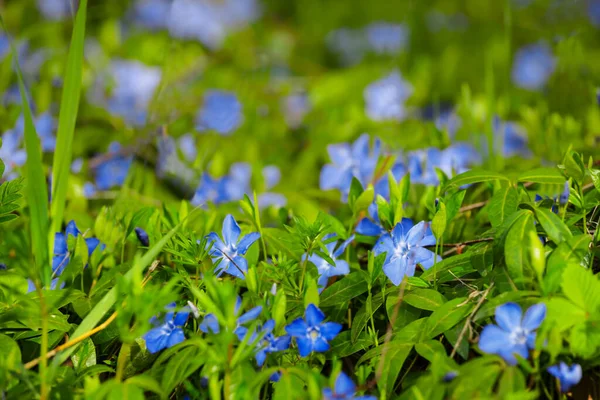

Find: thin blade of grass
50;0;87;239
52;221;181;365
0;18;51;286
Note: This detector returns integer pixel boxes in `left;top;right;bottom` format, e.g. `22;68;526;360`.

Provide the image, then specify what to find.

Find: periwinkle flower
191;173;229;206
0;131;26;180
235;319;291;367
135;227;150;247
143;303;189;354
438;143;482;177
285;304;342;357
196;90;243;135
512;43;555;91
257;193;287;209
365;22;409;54
37;0;73;21
323;372;376;400
434;109;462;139
493;118;532;158
199;296;262;335
356;203;386;237
478;302;546;365
590;0;600;27
93;142;133;191
547;362;582;393
306;234;354;292
262;165;281;190
364;70;413;122
373;220;437;286
106;60;162;126
132;0;171;30
320;134;380;199
205;214;260;279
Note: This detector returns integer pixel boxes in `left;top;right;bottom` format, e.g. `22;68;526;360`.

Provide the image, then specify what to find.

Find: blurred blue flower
37;0;73;21
320;134;380;199
590;0;600;27
282;93;310;128
438;142;482;177
356;203;386;237
365;22;409;54
257;193;287;209
93;142;133;191
235;319;291;367
442;371;459;382
167;0;260;49
374;162;406;199
0;34;9;59
205;214;260;279
323;372;376;400
512;43;555;91
373;220;437;285
106;60;162;126
132;0;171;30
285;304;342;357
326;28;367;66
306;234;354;292
143;303;189;354
0;131;26;180
262;165;281;190
223;162;251;200
535;181;570;211
407;149;442;186
493;117;532;158
434;110;462;139
191;173;229;206
199;296;262;335
178;133;197;162
196;90;243;135
135;227;150;247
479;302;546;365
364;70;413;122
547;362;582;393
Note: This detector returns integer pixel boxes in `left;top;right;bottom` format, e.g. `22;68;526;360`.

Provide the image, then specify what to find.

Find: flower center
510;327;528;345
308;327;320;341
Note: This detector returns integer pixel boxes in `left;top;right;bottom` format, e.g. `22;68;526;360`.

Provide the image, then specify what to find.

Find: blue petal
166;328;185;349
334;372;356;396
521;303;546;331
206;232;226;253
383;256;409;286
173;311;189;327
237;232;260;254
222;215;241;246
478;324;512;355
285;318;308;337
373;234;395;262
238;306;263;324
406;221;427;246
65;220;79;238
85;238;101;255
225;256;248;279
273;335;291;351
296;337;313;357
333;235;354;258
312;336;330;353
495;303;523;332
320;164;345;191
144;326;169;353
199;314;220;334
356;218;384;236
320;322;342;340
327;143;352;166
317;274;329;293
54;232;67;255
255;348;267;367
305;304;325;327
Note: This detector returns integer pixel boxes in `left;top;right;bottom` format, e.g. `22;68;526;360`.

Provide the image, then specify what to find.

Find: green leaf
404;289;447;311
273;288;287;330
351;292;384;342
0;178;24;225
517;167;566;185
525;205;572;244
354;184;374;213
561;264;600;313
348;177;364;210
431;202;447;239
443;169;510;191
320;272;368;307
53;220;181;365
488;186;518;228
378;341;413;396
5;22;51;285
50;0;87;238
560;151;585;185
126;375;166;399
71;337;96;371
544;234;591;294
415;340;447;363
504;210;535;285
424;297;473;339
304;274;320;309
421;253;472;281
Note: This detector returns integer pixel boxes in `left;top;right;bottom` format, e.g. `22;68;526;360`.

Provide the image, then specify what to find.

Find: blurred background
1;0;600;223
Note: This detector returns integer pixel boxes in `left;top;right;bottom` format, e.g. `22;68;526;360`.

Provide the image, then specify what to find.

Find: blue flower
478;302;546;365
0;131;26;180
135;227;150;247
37;0;72;20
320;134;380;199
205;215;260;279
512;43;555;91
143;303;189;354
93;142;133;190
547;362;582;393
493;117;532;158
535;181;570;212
235;319;291;367
434;109;461;140
199;296;262;335
407;149;442;186
442;371;458;382
106;60;162;126
438;143;482;177
364;70;413;122
192;173;228;206
196;90;243;135
178;134;197;162
223;162;252;200
285;304;342;357
263;165;281;190
132;0;171;30
373;220;437;286
590;0;600;27
356;203;386;237
365;22;409;55
323;372;376;400
306;234;354;292
282;93;310;128
257;193;287;209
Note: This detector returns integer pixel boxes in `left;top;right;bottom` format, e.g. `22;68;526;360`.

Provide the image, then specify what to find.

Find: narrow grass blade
52;222;181;365
0;18;51;286
50;0;87;238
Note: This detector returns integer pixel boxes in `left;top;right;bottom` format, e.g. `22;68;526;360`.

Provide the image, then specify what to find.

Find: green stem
38;286;49;399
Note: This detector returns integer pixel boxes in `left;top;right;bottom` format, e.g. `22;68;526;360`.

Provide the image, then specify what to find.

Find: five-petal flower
323;372;377;400
373;220;437;285
205;215;260;279
479;302;546;365
306;233;354;292
547;362;582;393
285;304;342;357
143;303;190;354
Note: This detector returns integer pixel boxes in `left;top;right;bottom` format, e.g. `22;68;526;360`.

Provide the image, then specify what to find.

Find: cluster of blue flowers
327;22;409;65
83;142;133;197
131;0;261;50
479;302;581;393
364;70;413;122
512;43;556;91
